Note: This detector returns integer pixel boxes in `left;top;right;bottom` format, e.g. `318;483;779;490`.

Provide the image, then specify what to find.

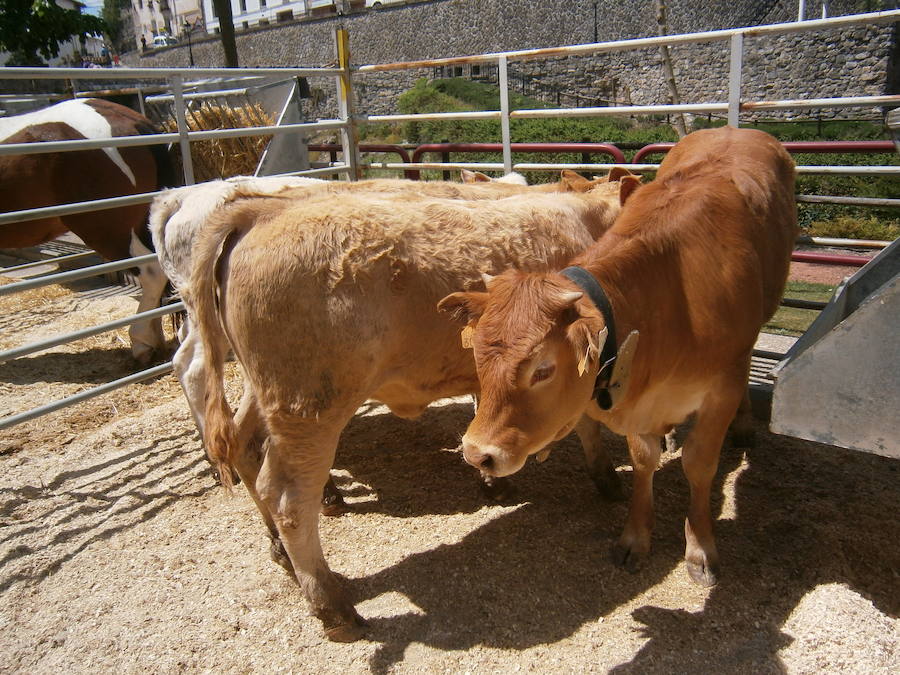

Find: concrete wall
123;0;898;122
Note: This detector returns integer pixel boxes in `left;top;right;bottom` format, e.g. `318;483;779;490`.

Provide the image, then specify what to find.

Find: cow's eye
530;363;555;386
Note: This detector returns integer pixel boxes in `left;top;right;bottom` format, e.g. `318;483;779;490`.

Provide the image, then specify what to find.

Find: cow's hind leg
128;232;168;363
258;409;365;642
611;432;661;572
575;416;623;501
681;363;749;587
728;388;756;448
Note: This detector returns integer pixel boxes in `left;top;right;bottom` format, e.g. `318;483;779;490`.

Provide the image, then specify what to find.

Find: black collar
560;266;618;410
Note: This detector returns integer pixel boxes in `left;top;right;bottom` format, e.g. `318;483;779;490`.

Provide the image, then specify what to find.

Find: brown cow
189;178;637;640
439;126;797;588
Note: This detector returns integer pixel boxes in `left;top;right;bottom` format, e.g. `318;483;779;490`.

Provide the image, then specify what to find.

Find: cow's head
438;270;608;477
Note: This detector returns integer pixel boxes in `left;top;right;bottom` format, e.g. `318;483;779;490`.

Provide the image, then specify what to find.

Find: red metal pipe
791;251;871;266
409;142;627;180
632;140;896;164
308;143;415;179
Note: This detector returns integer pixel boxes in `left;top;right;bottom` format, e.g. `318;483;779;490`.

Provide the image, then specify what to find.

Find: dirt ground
0;259;897;674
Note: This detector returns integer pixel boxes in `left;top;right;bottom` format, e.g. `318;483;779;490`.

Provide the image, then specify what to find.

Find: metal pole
170;75;195;184
335;28;361;180
498;55;512;175
727;33;743;127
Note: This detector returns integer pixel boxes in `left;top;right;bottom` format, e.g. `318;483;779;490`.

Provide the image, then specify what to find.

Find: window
277;9;293;22
260;0;267;6
239;0;246;12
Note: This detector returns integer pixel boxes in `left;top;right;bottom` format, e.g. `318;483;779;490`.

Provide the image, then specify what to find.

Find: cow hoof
686;559;719;587
479;475;516;502
611;542;647;574
322;609;368;643
729;428;756;449
269;538;295;575
321;500;350;517
591;468;624;502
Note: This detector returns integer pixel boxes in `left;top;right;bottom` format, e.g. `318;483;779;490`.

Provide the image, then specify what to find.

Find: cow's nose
462;440;496;472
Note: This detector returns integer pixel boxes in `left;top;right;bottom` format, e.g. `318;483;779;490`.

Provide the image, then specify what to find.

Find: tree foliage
102;0;132;54
0;0;107;64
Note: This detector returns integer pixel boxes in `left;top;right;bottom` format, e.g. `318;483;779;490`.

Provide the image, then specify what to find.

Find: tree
211;0;239;67
102;0;133;54
0;0;108;65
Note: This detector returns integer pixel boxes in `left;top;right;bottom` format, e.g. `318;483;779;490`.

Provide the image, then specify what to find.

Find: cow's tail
190;213;244;489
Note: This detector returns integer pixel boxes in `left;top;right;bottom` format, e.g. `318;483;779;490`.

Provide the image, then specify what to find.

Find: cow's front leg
127;236;168;364
259;413;366;642
575;416;623;501
611;432;661;573
680;370;747;587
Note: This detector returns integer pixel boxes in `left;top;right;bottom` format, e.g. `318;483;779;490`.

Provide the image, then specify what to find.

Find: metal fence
1;8;899;430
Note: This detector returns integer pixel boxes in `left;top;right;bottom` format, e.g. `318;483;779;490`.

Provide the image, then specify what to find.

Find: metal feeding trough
144;76;312;178
770;113;900;458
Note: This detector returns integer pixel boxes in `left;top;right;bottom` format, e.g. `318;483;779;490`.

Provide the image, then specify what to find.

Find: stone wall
123;0;898;122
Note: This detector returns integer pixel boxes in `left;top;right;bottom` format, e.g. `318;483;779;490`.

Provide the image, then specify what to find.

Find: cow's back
214;191;602;418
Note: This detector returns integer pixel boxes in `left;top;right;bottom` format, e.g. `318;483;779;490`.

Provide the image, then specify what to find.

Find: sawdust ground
0;264;897;674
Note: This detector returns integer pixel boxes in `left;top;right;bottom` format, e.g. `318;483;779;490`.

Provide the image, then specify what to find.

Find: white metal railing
0;62;355;431
1;9;898;430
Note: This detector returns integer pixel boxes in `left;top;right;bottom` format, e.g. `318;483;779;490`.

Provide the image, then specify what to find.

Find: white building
131;0;204;51
201;1;360;35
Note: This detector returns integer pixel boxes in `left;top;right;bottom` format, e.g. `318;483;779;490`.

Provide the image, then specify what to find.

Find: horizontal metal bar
0;302;185;364
0;250;97;274
0;66;343;80
0;191;157;226
366;111;501;124
792;251;871;266
743;94;900;111
0;120;346;158
357;10;900;71
511;103;730;119
0;362;174;431
796;194;900;208
800;236;892;249
278;164;352;178
795;166;900;175
781;298;828;310
373;162;662;173
0;254;158;296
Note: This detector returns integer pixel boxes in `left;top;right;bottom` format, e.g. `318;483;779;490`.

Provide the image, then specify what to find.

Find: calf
440;126;797;587
190;178;635;640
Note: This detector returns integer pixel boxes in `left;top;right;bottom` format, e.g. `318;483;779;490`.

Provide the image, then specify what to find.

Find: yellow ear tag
607;330;639;409
461;325;475;349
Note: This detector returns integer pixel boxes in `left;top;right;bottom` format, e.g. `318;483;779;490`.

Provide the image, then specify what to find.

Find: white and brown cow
0;98;177;363
189;177;637;640
439;126;797;588
151;170;629;440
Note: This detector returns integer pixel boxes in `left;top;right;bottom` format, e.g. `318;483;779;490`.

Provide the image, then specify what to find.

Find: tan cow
152;170;634;499
190;178;637;640
439;126;797;588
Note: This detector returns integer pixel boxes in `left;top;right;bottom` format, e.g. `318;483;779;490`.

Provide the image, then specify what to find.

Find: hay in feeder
163;102;274;182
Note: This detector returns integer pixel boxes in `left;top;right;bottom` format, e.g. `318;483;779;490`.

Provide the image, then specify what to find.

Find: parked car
152;34;178;48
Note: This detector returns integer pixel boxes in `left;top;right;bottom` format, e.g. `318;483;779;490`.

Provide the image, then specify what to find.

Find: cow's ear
619;174;642;206
559;170;590;192
437;291;488;325
461;169;491;183
606;166;637;183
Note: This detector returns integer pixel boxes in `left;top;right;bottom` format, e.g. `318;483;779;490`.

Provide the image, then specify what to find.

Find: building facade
131;0;205;51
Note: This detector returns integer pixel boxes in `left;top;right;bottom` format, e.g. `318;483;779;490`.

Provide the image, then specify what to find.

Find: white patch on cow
0;99;137;186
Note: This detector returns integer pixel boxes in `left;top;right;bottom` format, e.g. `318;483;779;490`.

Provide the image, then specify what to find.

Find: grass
764;281;837;336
